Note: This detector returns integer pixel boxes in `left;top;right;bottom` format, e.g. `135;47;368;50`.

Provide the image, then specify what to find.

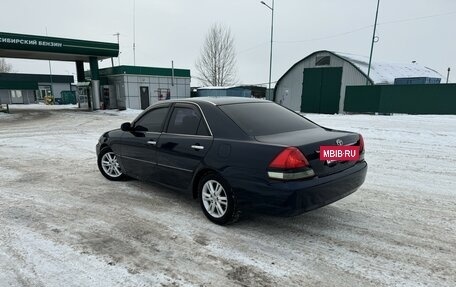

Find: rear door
156;103;213;190
119;105;170;180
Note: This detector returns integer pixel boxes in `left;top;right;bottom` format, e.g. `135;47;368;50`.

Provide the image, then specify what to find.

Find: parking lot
0;105;455;287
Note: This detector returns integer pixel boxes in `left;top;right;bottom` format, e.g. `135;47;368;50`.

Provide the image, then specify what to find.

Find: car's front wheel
198;173;239;225
97;148;126;181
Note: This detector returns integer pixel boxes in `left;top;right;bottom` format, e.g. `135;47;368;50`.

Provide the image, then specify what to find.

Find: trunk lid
256;127;360;177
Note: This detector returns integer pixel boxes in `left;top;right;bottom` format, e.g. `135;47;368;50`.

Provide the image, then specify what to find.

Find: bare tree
0;58;13;73
195;24;237;86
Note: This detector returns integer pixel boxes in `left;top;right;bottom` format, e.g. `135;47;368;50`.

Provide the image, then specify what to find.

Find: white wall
124;75;190;109
339;62;367;113
39;82;72;99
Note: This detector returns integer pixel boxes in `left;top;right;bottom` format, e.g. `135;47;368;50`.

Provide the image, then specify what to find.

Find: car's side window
167;107;204;135
196;118;210;136
135;107;169;132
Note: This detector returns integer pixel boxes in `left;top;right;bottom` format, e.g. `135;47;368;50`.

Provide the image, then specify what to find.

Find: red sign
319;146;360;161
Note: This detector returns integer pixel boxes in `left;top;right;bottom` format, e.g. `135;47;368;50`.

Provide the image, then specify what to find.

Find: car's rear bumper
230;161;367;216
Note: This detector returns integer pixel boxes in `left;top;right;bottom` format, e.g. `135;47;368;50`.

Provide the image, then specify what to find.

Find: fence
344;84;456;114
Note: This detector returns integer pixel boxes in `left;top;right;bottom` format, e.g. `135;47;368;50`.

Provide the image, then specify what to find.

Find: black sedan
96;97;367;225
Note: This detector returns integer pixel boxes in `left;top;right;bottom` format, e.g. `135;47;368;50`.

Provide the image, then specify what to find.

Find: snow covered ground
0;104;455;287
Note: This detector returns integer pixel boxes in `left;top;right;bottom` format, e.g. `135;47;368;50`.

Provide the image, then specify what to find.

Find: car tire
97;147;126;181
198;172;240;225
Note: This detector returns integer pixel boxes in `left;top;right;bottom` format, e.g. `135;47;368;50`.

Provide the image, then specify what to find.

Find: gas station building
0;32;190;110
85;65;191;110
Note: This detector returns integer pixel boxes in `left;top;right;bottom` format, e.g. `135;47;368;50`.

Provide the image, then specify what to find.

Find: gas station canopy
0;32;119;62
0;31;120;110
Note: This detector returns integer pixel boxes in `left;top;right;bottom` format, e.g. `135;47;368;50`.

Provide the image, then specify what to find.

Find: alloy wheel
202;180;228;218
101;152;122;178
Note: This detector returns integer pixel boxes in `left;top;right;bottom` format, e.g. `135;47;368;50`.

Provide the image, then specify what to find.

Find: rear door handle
191;145;204;150
147;140;157;145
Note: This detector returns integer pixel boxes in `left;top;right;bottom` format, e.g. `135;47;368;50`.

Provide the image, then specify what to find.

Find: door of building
140;86;149;110
301;67;342;114
102;88;110;109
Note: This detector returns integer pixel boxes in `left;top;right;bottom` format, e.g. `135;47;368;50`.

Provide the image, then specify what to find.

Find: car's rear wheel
198;173;239;225
98;148;126;181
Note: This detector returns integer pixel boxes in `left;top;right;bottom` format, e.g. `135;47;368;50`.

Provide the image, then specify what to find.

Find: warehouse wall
344;84;456;114
274;51;366;112
338;61;367;113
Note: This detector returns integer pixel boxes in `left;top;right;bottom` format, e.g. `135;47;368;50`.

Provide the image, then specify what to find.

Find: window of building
315;56;331;66
39;86;52;100
11;90;22;98
156;88;171;101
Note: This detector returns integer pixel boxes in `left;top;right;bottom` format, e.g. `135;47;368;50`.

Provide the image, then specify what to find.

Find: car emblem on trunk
336;139;344;146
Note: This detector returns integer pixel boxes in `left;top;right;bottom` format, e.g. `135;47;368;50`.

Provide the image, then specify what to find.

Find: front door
140;86;149;110
119;105;170;180
157;103;213;190
301;67;342;114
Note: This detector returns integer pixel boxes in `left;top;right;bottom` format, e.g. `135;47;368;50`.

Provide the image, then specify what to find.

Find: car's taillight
358;134;365;161
269;147;309;169
358;134;365;153
268;147;315;180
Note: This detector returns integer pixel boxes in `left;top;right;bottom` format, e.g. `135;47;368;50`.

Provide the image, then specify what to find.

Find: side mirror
121;122;132;131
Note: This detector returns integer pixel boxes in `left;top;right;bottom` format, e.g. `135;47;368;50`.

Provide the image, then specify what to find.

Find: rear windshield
219;102;318;136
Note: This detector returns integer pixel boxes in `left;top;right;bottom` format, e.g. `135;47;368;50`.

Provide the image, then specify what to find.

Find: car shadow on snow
128;178;361;235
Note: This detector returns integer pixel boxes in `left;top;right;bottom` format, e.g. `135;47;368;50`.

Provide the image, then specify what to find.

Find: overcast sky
2;0;455;85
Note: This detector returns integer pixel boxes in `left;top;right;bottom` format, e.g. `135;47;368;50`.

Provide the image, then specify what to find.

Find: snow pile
5;103;79;110
96;108;142;117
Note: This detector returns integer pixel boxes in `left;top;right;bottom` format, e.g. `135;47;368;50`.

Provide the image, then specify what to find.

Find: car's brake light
358;134;365;161
358;134;365;153
269;147;309;169
268;147;315;180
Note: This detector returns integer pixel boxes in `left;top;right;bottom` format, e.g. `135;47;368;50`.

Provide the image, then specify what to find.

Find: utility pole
171;60;175;87
113;32;121;65
133;0;136;66
367;0;380;85
45;27;54;99
260;0;275;96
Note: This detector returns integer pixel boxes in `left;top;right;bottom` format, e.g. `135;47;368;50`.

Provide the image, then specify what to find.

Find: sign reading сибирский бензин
0;36;63;48
0;31;119;60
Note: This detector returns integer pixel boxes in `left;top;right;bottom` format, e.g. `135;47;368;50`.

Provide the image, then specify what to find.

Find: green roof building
0;32;191;110
84;65;191;110
0;73;74;105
